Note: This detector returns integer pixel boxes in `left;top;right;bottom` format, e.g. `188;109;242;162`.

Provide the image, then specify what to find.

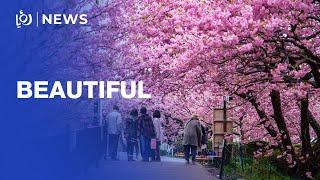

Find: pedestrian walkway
82;154;214;180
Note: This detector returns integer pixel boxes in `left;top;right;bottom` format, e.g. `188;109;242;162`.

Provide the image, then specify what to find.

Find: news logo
16;10;88;29
16;10;32;28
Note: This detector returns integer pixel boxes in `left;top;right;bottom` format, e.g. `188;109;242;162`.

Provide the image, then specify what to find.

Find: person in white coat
106;105;122;160
151;110;162;161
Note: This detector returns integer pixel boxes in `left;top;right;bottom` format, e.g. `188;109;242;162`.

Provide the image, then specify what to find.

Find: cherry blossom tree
124;0;320;178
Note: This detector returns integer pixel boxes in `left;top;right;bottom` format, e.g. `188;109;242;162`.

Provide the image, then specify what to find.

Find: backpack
141;115;155;138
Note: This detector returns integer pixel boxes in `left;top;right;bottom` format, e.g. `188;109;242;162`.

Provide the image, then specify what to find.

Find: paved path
83;154;214;180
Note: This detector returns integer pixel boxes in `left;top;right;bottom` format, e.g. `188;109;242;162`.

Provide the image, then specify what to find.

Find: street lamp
219;95;233;179
223;95;233;132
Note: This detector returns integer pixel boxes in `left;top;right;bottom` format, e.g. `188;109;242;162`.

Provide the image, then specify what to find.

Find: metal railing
16;125;107;180
218;142;291;180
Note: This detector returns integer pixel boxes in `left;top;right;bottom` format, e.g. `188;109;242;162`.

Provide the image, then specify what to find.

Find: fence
218;142;291;180
9;125;107;180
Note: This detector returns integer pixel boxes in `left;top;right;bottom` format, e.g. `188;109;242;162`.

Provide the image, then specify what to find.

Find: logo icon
16;10;32;28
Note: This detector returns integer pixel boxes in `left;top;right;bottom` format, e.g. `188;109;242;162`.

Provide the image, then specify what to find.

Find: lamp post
219;95;232;179
223;95;233;132
223;96;227;132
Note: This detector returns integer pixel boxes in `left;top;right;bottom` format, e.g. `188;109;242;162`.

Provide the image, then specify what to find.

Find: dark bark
307;110;320;175
236;92;277;137
270;90;295;157
301;98;312;156
300;98;314;180
310;63;320;88
307;110;320;138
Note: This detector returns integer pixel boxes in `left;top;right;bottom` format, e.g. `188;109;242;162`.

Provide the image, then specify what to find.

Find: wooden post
212;108;233;156
239;143;244;172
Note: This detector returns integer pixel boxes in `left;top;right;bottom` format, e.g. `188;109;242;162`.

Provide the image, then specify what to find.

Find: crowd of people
104;105;207;165
104;105;162;162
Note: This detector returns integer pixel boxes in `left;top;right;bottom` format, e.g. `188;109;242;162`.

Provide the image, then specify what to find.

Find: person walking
200;124;208;156
106;105;122;160
134;135;140;160
124;109;138;161
103;110;109;160
183;115;202;165
137;107;156;162
151;110;162;161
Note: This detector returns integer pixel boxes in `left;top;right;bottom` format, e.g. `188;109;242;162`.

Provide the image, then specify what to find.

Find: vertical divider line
36;11;39;27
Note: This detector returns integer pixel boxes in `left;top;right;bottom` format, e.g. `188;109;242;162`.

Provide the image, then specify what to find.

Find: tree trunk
301;98;312;156
300;97;313;179
307;110;320;138
270;90;295;157
236;92;278;137
308;109;320;172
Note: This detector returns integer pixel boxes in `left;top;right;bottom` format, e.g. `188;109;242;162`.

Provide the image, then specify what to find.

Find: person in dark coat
124;109;138;161
200;124;209;156
183;115;202;164
137;107;156;162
